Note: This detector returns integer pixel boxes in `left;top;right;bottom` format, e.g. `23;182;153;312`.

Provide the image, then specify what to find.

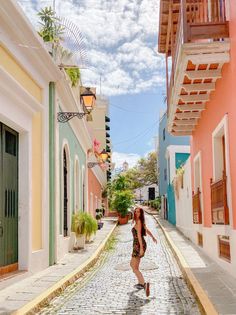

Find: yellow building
0;0;61;274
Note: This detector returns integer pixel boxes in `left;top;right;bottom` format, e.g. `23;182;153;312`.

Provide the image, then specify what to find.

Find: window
163;128;166;141
5;131;17;156
164;168;167;181
211;117;229;225
74;159;80;212
218;235;231;262
90;193;93;213
193;153;203;224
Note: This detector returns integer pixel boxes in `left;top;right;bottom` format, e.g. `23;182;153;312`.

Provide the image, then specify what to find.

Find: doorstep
0;218;117;315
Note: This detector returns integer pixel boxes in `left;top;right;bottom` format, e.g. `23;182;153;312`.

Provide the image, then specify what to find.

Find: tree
37;7;64;43
124;151;158;190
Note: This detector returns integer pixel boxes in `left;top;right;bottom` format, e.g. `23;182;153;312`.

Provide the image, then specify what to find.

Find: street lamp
99;149;108;161
80;87;96;122
57;87;96;123
87;149;109;168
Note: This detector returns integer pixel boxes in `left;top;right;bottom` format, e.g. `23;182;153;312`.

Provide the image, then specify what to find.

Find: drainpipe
49;82;56;265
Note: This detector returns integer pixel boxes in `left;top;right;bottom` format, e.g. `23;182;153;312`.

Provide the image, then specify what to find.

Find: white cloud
17;0;164;96
112;152;140;169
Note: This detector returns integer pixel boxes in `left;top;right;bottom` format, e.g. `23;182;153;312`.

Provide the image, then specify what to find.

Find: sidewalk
151;213;236;315
0;218;117;315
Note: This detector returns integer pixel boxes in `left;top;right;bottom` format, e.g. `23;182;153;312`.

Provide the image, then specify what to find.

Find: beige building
89;95;112;180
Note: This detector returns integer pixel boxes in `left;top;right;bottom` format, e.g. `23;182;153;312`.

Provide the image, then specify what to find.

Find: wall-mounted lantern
57;87;96;123
87;149;108;168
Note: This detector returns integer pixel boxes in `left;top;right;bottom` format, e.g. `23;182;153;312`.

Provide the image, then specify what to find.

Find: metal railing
210;170;229;225
192;187;202;224
167;0;229;109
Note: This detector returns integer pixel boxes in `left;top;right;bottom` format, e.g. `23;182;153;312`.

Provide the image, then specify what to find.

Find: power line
121;124;157;151
110;103;148;114
113;120;158;146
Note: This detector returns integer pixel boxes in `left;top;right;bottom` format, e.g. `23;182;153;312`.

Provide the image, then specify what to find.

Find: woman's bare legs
130;257;145;285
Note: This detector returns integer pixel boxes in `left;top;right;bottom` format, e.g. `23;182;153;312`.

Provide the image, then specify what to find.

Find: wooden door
0;123;18;268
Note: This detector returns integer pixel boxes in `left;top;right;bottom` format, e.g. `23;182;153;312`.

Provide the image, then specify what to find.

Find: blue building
158;111;189;224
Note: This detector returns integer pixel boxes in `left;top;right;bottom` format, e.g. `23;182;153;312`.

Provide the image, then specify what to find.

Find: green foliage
65;67;81;87
72;211;97;237
71;211;86;236
123;151;158;190
112;175;131;191
111;190;134;217
105;235;117;251
149;197;161;210
84;214;98;238
176;166;185;176
38;6;64;43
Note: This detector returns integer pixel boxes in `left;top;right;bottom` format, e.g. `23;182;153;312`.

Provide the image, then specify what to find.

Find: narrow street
39;214;200;315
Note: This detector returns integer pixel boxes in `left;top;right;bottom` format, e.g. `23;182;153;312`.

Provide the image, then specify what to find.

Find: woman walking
130;207;157;297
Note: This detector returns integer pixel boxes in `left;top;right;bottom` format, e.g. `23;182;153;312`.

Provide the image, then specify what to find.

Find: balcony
218;236;230;262
210;171;229;225
192;188;202;224
158;0;230;135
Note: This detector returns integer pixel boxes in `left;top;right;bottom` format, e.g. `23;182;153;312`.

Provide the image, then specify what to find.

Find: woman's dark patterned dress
132;227;147;258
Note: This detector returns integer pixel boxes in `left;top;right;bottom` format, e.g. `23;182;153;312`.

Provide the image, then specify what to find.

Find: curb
149;213;218;315
12;222;118;315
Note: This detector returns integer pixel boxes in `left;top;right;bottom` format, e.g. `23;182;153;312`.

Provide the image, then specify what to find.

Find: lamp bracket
57;112;86;123
87;162;100;168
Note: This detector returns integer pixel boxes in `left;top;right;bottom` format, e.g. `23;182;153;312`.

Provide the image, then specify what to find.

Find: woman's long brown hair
134;208;146;236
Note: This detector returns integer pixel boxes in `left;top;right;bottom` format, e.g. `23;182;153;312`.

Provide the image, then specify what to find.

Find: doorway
0;123;18;272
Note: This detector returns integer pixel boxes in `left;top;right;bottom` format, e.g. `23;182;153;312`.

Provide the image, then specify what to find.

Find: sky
18;0;166;169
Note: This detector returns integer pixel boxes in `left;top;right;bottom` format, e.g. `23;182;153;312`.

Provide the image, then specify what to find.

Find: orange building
88;169;103;218
158;0;236;277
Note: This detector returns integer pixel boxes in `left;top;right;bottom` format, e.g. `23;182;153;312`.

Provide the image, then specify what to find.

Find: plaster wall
189;0;236;278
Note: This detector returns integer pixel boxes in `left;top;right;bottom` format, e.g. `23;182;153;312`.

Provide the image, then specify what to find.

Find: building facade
158;0;236;277
0;0;111;273
0;0;61;274
159;111;189;197
165;145;190;225
158;111;189;220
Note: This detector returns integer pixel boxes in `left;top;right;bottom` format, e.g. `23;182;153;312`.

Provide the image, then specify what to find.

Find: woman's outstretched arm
145;226;157;243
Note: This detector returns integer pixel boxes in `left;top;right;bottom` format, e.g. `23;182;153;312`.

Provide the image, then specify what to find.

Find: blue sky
18;0;166;168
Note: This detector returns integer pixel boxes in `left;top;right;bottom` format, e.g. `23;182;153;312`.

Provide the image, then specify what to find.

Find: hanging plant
65;67;81;87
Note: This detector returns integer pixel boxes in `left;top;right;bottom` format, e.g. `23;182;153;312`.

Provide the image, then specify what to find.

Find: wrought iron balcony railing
210;170;229;225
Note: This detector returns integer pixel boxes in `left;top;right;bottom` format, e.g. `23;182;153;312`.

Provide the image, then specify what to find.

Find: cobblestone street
39;214;200;315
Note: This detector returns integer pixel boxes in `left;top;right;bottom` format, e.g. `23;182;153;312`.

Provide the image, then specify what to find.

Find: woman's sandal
134;283;145;289
144;282;150;297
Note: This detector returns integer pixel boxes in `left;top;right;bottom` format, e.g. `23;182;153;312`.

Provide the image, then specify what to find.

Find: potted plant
96;209;104;229
71;211;87;249
85;213;98;243
112;190;134;225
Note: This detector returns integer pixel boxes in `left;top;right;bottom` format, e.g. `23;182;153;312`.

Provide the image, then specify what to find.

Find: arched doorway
82;166;86;211
74;159;80;212
63;148;69;236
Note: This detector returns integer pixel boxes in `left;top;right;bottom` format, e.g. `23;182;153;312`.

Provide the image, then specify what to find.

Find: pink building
158;0;236;277
88;169;103;218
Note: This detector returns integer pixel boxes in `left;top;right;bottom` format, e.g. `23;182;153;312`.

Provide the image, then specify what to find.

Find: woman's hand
139;248;144;257
152;236;157;244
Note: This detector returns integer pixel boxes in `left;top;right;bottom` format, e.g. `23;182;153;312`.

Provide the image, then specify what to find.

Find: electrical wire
113;120;158;146
110;103;150;114
121;123;157;151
